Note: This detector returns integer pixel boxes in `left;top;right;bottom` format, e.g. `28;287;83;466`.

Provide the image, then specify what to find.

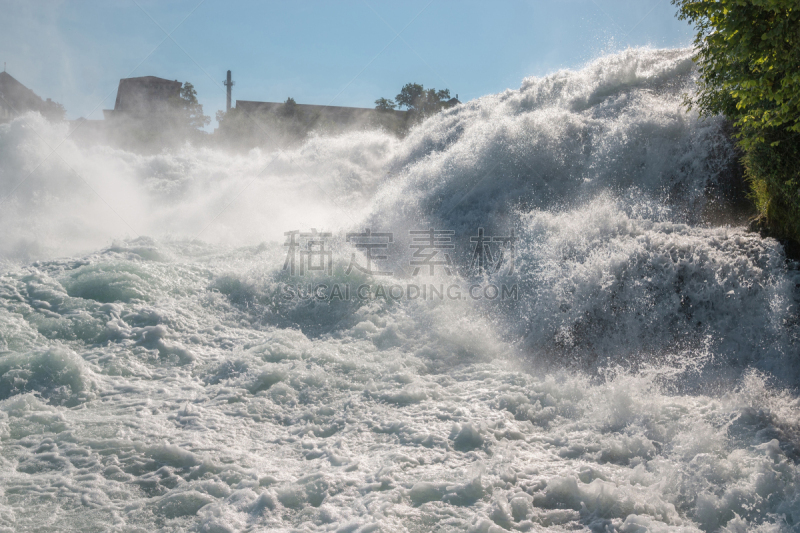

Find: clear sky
1;0;696;128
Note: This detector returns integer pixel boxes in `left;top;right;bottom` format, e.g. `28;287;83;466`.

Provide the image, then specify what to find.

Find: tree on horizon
391;83;452;121
374;97;396;111
176;82;210;131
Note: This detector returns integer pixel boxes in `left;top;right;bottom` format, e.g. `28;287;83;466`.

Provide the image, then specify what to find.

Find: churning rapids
1;48;799;533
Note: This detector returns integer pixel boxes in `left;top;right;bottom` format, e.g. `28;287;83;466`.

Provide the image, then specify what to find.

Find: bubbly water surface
1;49;799;532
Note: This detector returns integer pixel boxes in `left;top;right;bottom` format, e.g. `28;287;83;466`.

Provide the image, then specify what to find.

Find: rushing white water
1;48;799;532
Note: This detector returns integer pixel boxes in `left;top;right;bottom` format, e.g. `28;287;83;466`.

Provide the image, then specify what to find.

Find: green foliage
673;0;800;244
744;129;800;242
673;0;800;146
374;97;396;111
394;83;423;110
177;82;210;131
280;97;297;117
393;83;453;121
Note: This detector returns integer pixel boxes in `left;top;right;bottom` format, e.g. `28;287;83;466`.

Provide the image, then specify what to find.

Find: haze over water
1;48;799;532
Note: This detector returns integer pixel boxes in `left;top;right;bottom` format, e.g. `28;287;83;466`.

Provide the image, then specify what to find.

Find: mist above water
1;49;742;261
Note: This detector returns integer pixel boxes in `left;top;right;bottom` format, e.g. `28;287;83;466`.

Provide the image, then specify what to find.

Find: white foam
0;48;798;531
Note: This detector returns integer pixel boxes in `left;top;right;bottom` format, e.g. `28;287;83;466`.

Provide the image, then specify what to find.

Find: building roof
112;76;182;114
236;100;407;118
119;76;182;85
0;71;46;116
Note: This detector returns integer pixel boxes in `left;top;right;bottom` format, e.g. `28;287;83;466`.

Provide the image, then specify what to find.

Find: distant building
0;71;62;122
103;76;182;120
235;100;407;129
444;95;461;108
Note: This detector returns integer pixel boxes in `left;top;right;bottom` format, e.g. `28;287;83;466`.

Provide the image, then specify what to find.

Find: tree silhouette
374;97;396;111
177;82;209;130
393;83;452;121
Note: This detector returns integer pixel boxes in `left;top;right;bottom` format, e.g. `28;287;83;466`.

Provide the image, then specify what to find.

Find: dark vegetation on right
673;0;800;251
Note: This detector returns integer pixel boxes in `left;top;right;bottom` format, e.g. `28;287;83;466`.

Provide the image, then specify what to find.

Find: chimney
224;70;234;112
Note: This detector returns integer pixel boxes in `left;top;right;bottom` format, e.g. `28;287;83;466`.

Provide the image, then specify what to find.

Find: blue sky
1;0;695;128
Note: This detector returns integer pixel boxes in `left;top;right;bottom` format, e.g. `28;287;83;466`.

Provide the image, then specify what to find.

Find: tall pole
224;70;233;112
